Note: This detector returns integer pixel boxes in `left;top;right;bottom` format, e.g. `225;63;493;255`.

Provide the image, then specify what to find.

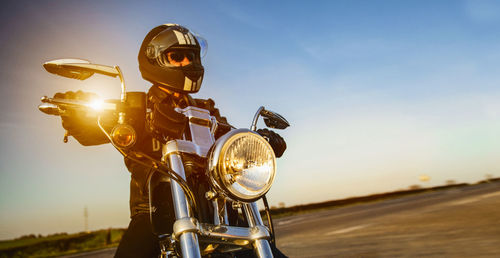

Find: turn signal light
111;124;136;148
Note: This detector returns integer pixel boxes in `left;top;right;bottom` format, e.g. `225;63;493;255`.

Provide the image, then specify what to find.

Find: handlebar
38;96;118;116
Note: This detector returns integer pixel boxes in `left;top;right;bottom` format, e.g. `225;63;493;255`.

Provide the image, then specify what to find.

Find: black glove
257;129;287;158
53;91;111;146
147;86;188;141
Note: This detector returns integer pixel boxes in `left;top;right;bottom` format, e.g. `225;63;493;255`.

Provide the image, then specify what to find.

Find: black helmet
138;24;206;93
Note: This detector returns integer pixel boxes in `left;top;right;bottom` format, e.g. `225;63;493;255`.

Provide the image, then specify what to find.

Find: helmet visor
193;34;208;58
157;49;197;67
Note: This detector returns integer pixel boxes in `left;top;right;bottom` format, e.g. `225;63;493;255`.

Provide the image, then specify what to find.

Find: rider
55;24;287;257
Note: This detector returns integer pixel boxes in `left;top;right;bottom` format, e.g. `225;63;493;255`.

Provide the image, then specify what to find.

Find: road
62;181;500;257
274;181;500;257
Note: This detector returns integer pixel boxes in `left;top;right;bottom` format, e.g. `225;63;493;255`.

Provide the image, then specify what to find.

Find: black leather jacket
125;86;230;217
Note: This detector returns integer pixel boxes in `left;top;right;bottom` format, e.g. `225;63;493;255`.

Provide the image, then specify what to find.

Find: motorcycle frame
39;59;278;257
160;106;274;258
40;98;275;257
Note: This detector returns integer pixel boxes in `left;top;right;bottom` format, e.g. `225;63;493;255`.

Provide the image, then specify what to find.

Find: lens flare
88;99;104;111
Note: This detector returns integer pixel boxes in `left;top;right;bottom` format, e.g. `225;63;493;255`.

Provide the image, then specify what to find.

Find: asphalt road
274;181;500;257
62;181;500;257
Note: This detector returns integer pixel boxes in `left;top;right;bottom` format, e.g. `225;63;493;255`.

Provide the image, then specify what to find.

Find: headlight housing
208;129;276;202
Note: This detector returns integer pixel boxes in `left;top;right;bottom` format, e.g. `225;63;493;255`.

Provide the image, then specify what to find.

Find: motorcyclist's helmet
138;24;207;93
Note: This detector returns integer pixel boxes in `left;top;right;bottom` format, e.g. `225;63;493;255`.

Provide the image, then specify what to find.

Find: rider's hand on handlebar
257;128;287;158
53;91;112;146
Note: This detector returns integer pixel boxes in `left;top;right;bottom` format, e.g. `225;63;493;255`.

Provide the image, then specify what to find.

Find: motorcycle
38;59;289;257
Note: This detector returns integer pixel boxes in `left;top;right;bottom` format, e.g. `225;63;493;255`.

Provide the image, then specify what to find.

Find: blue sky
1;0;500;239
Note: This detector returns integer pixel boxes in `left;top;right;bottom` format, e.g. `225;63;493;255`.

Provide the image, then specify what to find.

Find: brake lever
38;102;62;116
41;96;91;108
40;95;118;113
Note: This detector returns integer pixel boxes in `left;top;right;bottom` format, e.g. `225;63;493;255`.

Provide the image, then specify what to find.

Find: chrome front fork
244;203;274;258
164;141;273;258
167;152;202;258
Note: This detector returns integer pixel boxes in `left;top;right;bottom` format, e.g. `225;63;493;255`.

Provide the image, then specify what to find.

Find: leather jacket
126;86;229;217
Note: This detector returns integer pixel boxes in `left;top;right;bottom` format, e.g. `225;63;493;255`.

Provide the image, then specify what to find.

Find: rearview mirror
43;59;120;80
43;58;127;103
261;109;290;129
251;106;290;131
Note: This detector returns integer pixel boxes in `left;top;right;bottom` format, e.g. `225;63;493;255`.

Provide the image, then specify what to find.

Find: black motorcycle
39;59;289;257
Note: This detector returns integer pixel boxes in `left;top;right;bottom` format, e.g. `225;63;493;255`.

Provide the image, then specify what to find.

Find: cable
262;195;275;244
97;116;198;212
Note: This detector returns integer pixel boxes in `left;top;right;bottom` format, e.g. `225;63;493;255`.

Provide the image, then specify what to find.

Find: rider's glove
256;128;286;158
146;86;188;141
53;91;111;146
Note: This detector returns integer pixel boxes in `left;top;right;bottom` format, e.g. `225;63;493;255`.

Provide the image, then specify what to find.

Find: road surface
62;181;500;257
275;181;500;257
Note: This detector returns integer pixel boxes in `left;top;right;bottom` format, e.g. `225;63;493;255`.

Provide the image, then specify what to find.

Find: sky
1;0;500;239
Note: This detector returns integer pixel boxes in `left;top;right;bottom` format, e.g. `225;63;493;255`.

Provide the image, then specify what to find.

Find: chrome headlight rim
208;128;276;202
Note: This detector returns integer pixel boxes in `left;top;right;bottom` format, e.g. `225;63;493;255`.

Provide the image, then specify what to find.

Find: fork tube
212;200;221;225
244;202;273;258
168;153;201;258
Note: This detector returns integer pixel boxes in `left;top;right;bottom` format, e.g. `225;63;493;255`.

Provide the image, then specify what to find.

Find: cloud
463;0;500;23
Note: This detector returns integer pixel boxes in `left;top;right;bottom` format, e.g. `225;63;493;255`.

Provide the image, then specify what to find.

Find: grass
0;229;124;258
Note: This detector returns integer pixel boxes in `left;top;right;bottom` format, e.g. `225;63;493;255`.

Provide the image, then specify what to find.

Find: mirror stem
251;106;265;131
116;66;126;103
115;66;127;125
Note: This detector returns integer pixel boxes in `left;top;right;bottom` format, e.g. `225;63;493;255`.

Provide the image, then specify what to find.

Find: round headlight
208;129;276;202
